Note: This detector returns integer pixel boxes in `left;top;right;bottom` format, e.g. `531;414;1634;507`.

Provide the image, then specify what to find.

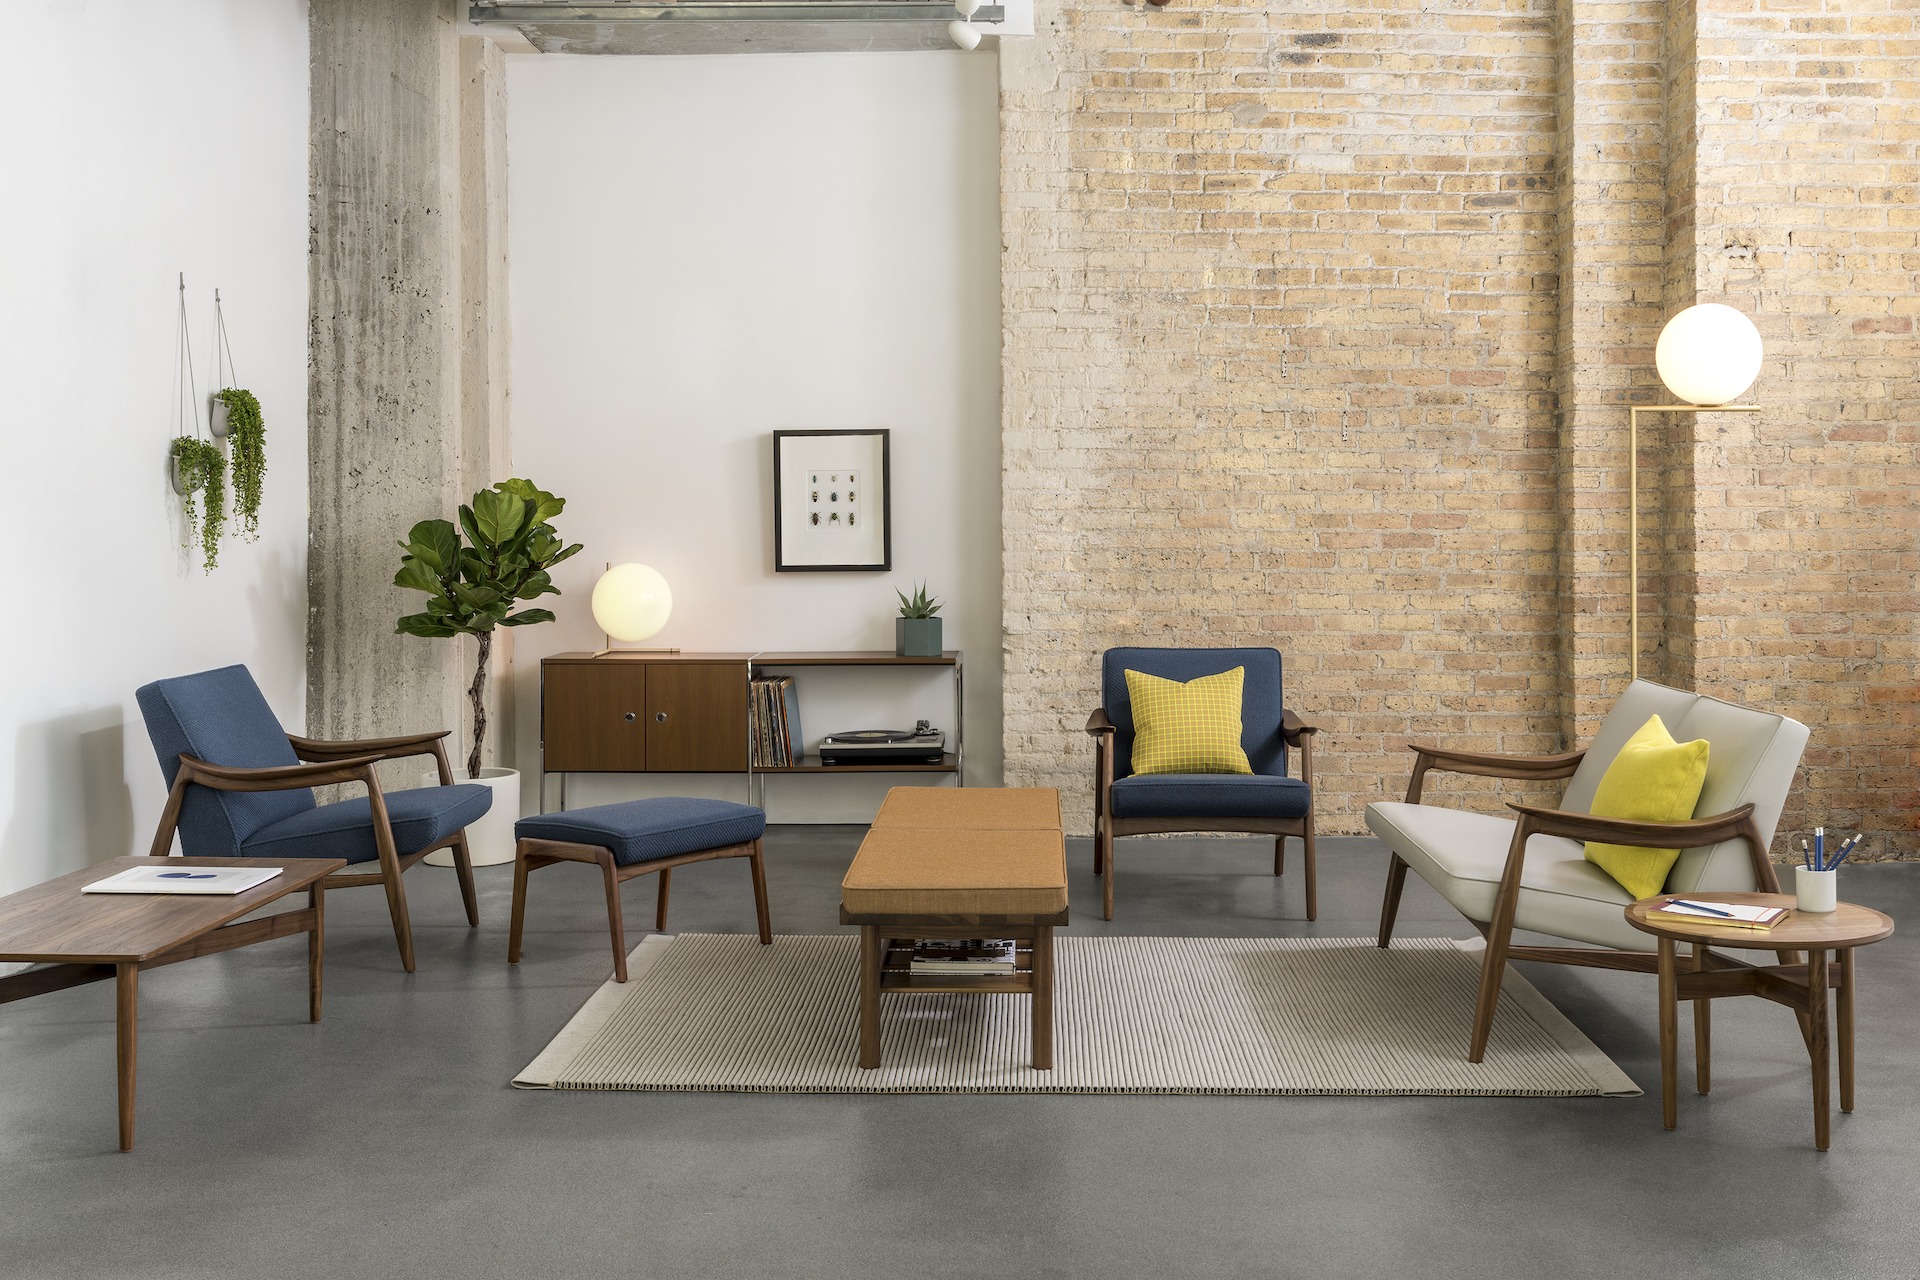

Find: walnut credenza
539;650;964;811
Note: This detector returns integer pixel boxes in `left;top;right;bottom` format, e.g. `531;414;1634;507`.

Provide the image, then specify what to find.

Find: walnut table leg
115;963;139;1152
858;925;883;1070
1031;925;1054;1070
1657;936;1678;1131
1808;947;1831;1152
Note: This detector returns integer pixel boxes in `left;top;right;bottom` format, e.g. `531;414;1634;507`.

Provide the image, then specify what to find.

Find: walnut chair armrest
1085;708;1116;737
1402;742;1586;804
1282;708;1319;747
289;729;456;784
179;753;388;792
146;753;391;859
1506;801;1759;851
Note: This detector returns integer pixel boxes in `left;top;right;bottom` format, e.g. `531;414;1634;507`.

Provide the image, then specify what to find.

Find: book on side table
909;938;1020;974
84;865;283;896
1648;898;1786;931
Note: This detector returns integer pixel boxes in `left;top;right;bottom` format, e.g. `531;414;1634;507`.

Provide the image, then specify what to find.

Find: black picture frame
772;429;893;572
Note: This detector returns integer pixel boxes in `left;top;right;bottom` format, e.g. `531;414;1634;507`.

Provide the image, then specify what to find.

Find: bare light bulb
948;18;980;49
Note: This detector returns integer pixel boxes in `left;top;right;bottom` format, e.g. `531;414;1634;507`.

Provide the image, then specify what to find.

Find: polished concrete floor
3;829;1917;1279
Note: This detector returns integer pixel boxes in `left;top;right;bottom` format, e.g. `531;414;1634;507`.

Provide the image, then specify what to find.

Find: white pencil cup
1795;867;1837;914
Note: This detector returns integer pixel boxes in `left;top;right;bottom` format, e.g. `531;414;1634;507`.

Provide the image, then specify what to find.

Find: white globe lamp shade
954;0;981;15
592;563;672;643
1654;303;1763;406
948;19;980;49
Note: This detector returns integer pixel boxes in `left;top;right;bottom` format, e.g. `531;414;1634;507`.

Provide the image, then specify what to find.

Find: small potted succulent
894;583;943;657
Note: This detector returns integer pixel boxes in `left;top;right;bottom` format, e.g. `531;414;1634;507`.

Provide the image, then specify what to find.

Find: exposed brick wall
1681;0;1920;857
1001;0;1919;857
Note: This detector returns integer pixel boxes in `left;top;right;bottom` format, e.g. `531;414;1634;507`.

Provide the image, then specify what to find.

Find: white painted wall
507;51;1002;822
0;2;311;914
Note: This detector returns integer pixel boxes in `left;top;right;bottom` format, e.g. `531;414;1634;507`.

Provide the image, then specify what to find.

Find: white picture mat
778;433;887;567
84;865;283;895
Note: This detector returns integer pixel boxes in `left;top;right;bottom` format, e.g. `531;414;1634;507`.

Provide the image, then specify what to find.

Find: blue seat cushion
1110;773;1311;821
514;798;768;867
240;784;494;864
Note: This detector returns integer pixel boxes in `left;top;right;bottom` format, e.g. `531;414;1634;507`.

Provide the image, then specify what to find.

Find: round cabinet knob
624;712;637;722
655;712;669;723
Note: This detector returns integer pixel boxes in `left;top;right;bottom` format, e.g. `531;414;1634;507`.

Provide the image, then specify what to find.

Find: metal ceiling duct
467;1;1005;55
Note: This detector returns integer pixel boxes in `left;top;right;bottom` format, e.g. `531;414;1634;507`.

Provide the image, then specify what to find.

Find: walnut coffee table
840;788;1068;1070
0;856;341;1150
1625;891;1894;1151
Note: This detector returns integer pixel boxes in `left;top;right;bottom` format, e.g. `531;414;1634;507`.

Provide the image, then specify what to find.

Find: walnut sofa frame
1375;741;1783;1063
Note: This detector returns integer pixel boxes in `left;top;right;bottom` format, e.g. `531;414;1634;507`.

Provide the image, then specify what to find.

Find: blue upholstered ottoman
507;798;771;982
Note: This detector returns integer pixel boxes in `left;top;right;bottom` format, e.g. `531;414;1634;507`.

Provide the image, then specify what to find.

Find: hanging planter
172;436;227;572
217;387;266;539
168;274;226;573
210;292;266;539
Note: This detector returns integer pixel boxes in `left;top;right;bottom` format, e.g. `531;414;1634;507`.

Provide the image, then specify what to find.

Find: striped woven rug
514;933;1638;1096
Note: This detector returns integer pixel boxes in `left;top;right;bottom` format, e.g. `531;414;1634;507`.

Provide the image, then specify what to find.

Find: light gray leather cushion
1366;802;1645;950
1367;679;1810;952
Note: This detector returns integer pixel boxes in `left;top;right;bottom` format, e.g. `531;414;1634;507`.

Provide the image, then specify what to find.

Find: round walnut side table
1625;892;1894;1152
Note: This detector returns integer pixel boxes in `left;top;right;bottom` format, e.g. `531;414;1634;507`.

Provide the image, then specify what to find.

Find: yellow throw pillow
1584;714;1711;900
1124;667;1253;777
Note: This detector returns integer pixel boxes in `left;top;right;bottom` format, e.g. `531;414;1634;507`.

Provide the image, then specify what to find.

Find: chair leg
748;839;773;945
1102;832;1116;921
600;852;629;983
1093;815;1106;876
1468;899;1519;1064
507;843;532;966
655;868;671;932
1273;836;1285;877
1302;821;1317;923
367;791;416;973
450;833;479;929
1378;854;1409;948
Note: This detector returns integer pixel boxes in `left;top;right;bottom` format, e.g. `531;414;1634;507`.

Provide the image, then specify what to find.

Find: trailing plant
896;583;942;619
394;479;583;779
171;436;227;573
217;388;266;539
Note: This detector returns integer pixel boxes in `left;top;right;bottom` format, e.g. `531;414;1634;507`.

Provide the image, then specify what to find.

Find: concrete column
308;1;512;773
458;34;515;768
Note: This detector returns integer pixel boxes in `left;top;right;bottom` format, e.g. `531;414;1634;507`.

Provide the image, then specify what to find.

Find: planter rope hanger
169;273;227;572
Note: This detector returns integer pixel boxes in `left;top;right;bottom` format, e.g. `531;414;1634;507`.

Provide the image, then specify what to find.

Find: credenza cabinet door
645;664;748;773
543;664;649;772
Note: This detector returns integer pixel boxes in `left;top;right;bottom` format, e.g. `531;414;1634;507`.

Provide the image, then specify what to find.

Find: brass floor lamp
1630;304;1765;682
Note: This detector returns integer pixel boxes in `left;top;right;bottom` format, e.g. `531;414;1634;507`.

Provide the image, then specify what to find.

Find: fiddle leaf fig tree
394;479;583;779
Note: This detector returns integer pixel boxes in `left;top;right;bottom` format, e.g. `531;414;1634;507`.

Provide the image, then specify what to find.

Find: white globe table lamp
1627;304;1763;681
592;562;677;656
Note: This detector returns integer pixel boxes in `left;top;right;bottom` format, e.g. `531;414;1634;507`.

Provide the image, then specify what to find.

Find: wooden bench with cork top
839;787;1068;1069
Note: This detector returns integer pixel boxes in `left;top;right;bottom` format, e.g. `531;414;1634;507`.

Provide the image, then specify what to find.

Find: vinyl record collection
750;675;803;768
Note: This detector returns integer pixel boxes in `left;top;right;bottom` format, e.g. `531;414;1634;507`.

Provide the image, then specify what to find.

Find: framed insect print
772;429;892;572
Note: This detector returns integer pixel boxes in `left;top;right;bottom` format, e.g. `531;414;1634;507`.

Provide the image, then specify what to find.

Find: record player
818;721;946;766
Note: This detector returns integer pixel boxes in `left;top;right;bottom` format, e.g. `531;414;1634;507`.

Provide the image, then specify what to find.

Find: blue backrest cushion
1100;647;1287;780
135;665;314;857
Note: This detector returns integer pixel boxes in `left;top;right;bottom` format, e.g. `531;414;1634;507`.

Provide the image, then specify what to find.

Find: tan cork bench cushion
843;788;1067;917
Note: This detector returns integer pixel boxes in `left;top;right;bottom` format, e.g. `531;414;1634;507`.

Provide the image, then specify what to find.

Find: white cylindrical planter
209;395;232;439
1795;866;1837;914
424;766;519;867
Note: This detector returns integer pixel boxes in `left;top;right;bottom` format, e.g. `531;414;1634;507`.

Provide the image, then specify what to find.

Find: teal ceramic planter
895;617;943;657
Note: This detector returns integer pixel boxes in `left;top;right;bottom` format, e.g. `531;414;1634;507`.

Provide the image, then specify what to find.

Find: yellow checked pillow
1124;667;1253;777
1584;714;1711;900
